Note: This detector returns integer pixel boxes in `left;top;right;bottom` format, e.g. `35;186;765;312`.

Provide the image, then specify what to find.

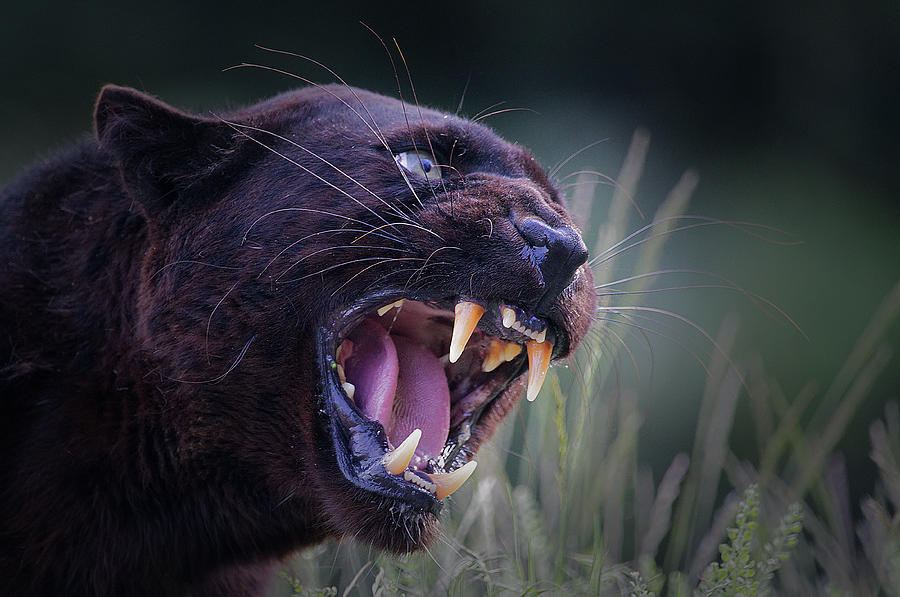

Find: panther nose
516;216;589;314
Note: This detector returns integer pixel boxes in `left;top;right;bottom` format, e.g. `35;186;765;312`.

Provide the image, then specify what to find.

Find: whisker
358;24;435;213
279;256;425;285
329;255;426;299
221;121;406;237
169;335;256;385
242;207;404;245
455;73;472;116
349;221;445;245
593;270;806;339
248;47;429;208
589;216;800;267
392;37;450;200
226;62;424;215
557;169;631;202
548;139;610;179
206;279;241;365
595;314;713;380
275;244;412;281
403;245;463;287
470;100;506;121
599;322;642;380
259;228;402;279
597;305;748;394
222;120;419;226
470;107;538;123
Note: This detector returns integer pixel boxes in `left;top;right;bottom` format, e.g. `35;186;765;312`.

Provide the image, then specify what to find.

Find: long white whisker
222;122;406;237
595;314;712;379
590;216;799;267
350;221;445;244
597;305;748;394
246;48;428;207
403;245;463;287
169;336;256;385
206;280;241;365
242;207;404;245
279;256;425;285
276;244;412;281
222;120;419;225
259;228;404;279
392;37;450;200
548;139;610;179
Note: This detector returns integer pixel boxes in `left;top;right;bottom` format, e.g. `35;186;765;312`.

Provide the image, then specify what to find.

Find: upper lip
315;289;567;510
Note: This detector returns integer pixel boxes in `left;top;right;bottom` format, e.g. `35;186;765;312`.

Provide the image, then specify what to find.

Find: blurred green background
2;1;897;505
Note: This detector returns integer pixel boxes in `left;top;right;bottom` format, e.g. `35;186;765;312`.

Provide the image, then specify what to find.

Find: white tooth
341;381;355;400
502;307;516;328
481;339;505;372
428;461;478;499
384;429;421;475
449;301;485;363
535;328;547;343
337;364;346;383
512;322;523;332
404;470;437;493
525;340;552;402
503;343;523;362
376;299;405;317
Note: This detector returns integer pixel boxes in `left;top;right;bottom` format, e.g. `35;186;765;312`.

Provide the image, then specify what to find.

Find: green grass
277;131;900;596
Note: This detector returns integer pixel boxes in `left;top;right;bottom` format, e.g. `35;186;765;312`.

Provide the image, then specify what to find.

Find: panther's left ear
94;85;238;219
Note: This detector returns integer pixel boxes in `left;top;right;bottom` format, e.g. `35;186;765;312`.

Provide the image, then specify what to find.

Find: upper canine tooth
481;339;505;372
376;299;405;317
428;460;478;499
449;301;485;363
535;328;547;343
383;428;421;475
502;307;516;328
341;381;356;401
336;364;346;383
525;340;553;402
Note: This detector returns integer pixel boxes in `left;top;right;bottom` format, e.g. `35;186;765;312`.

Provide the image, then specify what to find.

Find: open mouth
316;292;565;512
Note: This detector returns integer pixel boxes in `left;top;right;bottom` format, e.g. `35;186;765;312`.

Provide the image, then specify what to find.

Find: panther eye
395;151;443;182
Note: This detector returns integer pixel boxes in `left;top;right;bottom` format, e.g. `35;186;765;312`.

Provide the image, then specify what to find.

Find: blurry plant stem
551;375;569;583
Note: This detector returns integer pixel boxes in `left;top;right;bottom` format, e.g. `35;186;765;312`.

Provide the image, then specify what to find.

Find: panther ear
94;85;237;220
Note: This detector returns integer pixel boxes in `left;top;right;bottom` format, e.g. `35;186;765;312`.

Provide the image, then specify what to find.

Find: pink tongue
390;336;450;462
344;318;450;465
344;319;398;425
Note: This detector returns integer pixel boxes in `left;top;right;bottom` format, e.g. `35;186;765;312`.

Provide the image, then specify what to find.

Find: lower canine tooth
341;381;356;401
383;428;421;475
525;340;553;402
428;460;478;499
449;301;485;363
502;306;516;328
376;299;405;317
